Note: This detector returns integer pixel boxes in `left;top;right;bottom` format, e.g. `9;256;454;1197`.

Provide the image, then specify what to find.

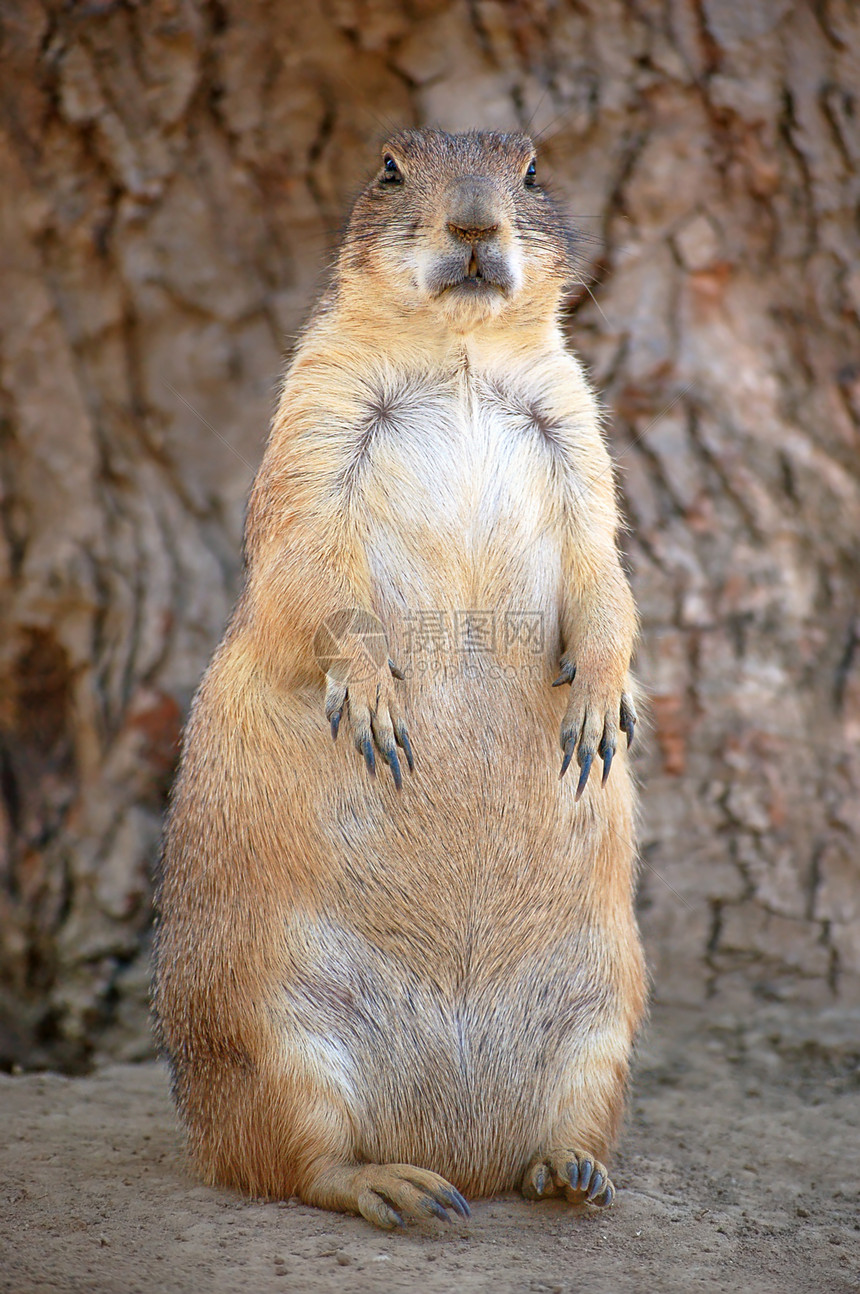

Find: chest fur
346;370;569;612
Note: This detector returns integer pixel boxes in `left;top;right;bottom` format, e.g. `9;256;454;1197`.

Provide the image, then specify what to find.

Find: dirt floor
2;1002;859;1294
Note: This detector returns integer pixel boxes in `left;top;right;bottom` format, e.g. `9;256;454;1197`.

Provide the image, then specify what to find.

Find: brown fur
152;130;647;1227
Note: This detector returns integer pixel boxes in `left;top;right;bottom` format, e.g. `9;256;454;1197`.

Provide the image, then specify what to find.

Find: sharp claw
533;1164;548;1196
588;1171;605;1200
389;658;406;681
396;725;415;773
387;746;403;791
575;750;593;800
361;736;376;777
620;698;636;748
426;1199;451;1224
578;1159;593;1193
566;1160;580;1191
560;738;576;779
330;711;341;741
601;744;614;786
600;1181;616;1207
552;661;576;687
443;1187;471;1219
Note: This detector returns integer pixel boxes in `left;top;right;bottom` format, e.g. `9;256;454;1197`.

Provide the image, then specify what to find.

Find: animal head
340;130;576;331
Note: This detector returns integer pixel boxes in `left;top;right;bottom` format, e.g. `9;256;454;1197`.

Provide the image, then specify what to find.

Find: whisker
522;86;552;136
533;104;577;146
578;281;613;329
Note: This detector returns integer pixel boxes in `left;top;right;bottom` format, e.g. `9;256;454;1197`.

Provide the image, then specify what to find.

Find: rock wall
0;0;858;1067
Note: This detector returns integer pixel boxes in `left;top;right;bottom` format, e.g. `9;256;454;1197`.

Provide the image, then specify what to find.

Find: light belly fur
360;374;566;624
273;907;632;1189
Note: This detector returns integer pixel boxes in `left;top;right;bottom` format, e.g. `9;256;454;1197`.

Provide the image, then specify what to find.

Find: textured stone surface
0;0;858;1067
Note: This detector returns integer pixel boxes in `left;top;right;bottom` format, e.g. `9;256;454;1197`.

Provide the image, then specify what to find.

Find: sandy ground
2;1003;859;1294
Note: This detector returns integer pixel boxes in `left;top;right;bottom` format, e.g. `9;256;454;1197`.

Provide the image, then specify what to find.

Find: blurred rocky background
0;0;858;1070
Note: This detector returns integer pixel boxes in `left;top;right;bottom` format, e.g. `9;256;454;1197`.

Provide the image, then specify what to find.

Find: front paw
553;657;636;798
315;609;414;789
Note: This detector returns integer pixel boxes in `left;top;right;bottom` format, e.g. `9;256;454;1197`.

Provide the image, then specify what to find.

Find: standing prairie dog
152;129;647;1229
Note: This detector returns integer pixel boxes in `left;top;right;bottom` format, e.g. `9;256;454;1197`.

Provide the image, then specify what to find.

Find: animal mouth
447;250;503;293
426;247;514;299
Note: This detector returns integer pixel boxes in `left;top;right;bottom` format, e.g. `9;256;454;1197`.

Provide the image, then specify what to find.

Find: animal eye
381;154;403;185
524;158;537;187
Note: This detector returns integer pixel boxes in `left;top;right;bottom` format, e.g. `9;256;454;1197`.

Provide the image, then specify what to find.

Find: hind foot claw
352;1164;470;1230
522;1148;615;1208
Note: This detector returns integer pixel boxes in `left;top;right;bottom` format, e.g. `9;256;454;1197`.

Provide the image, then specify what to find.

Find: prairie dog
152;130;647;1228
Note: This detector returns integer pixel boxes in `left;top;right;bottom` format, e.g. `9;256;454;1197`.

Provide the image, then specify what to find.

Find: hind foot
343;1164;470;1230
522;1148;615;1208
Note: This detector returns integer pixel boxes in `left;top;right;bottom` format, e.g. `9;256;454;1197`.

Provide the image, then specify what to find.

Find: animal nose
445;177;502;243
447;221;498;242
